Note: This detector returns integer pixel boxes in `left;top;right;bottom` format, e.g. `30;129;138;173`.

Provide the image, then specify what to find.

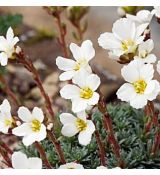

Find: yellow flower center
121;39;136;53
80;87;93;99
31;119;41;132
4;118;13;127
76;118;87;132
133;79;147;94
74;59;87;71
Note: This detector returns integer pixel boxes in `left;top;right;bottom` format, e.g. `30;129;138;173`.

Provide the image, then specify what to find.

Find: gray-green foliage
0;13;22;35
21;103;160;169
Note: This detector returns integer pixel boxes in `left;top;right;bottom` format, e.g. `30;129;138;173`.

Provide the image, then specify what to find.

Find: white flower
153;6;160;18
12;107;47;146
11;151;42;169
59;162;84;169
0;27;19;66
56;40;95;81
126;10;154;25
96;166;108;169
134;39;156;63
98;18;149;59
60;111;95;146
117;60;160;109
0;99;14;134
157;61;160;75
60;70;100;113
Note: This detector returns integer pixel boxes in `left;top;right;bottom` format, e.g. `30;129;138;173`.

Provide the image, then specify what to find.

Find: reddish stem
0;146;12;168
98;94;124;168
0;141;13;155
16;52;55;121
94;127;106;166
47;131;66;164
34;142;52;169
0;74;19;106
55;12;68;58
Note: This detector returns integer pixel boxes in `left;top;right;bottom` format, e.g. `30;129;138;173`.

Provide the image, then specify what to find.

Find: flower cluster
98;8;160;109
56;40;100;146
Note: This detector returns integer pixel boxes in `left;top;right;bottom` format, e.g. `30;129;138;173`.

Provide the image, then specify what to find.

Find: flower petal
60;84;80;99
139;63;154;82
78;131;92;146
146;80;160;101
12;123;32;136
87;92;100;106
130;94;148;109
0;121;9;134
6;27;14;42
18;106;32;122
0;99;11;115
60;113;76;125
12;152;28;169
98;32;121;49
121;60;141;83
86;120;95;134
56;56;76;71
112;18;136;40
72;69;90;88
61;124;78;137
71;98;88;113
59;71;75;81
86;74;101;91
116;83;136;102
81;40;95;61
70;43;82;61
22;124;46;146
32;107;44;122
28;158;42;169
0;52;8;66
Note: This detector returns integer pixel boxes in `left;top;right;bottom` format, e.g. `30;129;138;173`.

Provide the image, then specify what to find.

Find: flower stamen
76;118;87;132
80;87;93;99
133;79;147;94
74;59;87;71
31;119;41;132
121;39;136;53
4;118;13;127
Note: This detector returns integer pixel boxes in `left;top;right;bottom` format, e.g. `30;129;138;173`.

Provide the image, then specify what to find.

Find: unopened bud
16;121;21;126
47;123;53;130
15;46;22;54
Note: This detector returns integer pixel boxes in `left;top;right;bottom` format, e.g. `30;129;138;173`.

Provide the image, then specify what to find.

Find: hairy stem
98;94;124;168
0;146;12;168
0;140;13;155
47;131;66;164
55;13;68;58
0;74;20;106
16;52;55;121
94;126;106;166
34;142;52;168
144;101;154;134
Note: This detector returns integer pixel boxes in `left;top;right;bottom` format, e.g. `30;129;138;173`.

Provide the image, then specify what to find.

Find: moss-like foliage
21;103;160;169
